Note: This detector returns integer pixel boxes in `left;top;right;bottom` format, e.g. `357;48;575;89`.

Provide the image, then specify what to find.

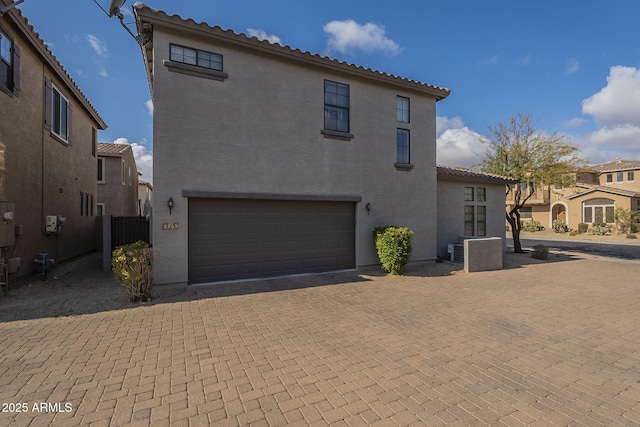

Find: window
45;79;72;143
477;206;486;236
464;206;474;236
92;128;97;157
628;171;635;181
477;187;486;202
396;129;410;164
464;187;474;201
324;80;349;133
520;206;532;219
122;160;125;185
396;96;409;123
97;158;105;183
617;172;624;182
170;44;222;71
0;28;19;95
606;173;613;183
80;191;84;216
97;203;104;217
583;198;615;224
80;192;92;216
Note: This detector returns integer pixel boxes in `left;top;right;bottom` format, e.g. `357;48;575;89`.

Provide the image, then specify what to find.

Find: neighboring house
138;179;153;217
97;143;139;217
437;165;518;258
511;159;640;230
0;1;107;280
134;4;453;285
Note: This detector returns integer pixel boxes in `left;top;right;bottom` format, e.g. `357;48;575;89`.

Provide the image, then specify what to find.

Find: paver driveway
2;254;640;426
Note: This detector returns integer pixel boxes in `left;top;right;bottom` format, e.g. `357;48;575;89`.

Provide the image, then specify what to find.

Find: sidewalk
517;229;640;245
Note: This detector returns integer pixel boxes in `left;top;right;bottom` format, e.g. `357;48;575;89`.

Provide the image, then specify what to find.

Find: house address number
162;222;179;230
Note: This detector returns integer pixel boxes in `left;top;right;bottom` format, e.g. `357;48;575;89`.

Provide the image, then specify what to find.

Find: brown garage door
188;198;355;283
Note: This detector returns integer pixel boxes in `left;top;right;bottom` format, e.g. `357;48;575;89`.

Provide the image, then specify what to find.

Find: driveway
1;252;640;426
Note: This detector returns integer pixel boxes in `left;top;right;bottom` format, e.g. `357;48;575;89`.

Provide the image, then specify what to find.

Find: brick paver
1;255;640;425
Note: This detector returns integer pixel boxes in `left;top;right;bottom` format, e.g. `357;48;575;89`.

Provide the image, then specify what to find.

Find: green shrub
112;241;154;302
552;219;569;233
589;225;609;235
531;244;549;260
522;219;544;232
627;234;637;239
577;223;588;234
373;226;413;275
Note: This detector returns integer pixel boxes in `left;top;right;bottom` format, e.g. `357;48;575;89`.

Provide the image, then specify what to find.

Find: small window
628;171;634;181
617;172;624;182
0;28;19;96
520;206;533;219
396;96;409;123
324;80;350;133
97;203;104;217
170;44;222;71
51;86;70;141
97;158;105;183
92;128;97;157
122;160;125;185
606;173;613;183
477;187;486;202
396;129;410;164
464;205;474;236
80;191;84;216
464;187;474;202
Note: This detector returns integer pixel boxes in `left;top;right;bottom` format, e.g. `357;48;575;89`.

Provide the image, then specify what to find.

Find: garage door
188;198;356;283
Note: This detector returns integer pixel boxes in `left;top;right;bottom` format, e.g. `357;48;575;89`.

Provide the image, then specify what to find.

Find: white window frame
96;203;105;217
50;83;70;142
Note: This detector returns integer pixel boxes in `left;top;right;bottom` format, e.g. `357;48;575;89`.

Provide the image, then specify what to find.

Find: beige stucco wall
97;151;139;217
437;179;508;258
150;27;441;284
0;16;101;279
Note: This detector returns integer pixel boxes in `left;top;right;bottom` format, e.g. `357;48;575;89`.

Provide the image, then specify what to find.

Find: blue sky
17;0;640;182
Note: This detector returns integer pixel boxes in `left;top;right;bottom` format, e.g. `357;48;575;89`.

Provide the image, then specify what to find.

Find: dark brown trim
321;129;354;141
394;162;414;171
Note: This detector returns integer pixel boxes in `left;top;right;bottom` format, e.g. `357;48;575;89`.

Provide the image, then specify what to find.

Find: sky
16;0;640;183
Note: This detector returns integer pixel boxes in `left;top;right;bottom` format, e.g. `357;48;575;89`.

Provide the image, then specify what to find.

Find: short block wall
464;237;503;273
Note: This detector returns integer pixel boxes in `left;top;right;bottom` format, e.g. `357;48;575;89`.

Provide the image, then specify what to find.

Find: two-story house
0;1;107;280
96;143;139;217
134;4;453;285
511;159;640;231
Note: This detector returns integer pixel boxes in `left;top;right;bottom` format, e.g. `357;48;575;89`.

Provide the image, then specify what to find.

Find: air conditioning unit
447;243;464;263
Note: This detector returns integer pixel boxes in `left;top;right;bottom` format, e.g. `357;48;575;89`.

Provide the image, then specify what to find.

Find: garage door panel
188;198;355;283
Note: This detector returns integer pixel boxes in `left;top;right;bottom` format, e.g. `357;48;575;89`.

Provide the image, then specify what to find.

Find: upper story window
121;160;126;185
617;172;624;182
97;158;105;183
324;80;350;133
0;28;20;96
45;78;72;144
629;171;635;181
397;96;410;123
477;187;486;202
464;187;474;201
606;173;613;183
396;129;410;164
170;44;222;71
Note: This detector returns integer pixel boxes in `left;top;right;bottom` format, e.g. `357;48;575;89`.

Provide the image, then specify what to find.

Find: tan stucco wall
437;179;508;258
97;151;139;217
0;16;100;279
150;28;440;284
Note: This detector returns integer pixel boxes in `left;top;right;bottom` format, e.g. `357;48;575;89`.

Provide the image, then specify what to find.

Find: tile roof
437;165;518;184
2;1;107;129
591;159;640;173
133;3;450;101
97;142;132;156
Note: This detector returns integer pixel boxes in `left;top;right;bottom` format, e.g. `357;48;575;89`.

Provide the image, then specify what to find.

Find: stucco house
0;1;107;280
437;165;518;259
138;179;153;217
513;159;640;231
96;143;139;217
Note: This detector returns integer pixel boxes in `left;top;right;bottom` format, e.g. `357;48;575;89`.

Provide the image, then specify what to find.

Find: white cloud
582;66;640;127
247;28;282;45
436;116;484;168
87;35;108;57
323;19;401;56
566;58;579;74
113;138;153;183
479;55;499;66
519;55;531;66
145;99;153;116
98;69;108;78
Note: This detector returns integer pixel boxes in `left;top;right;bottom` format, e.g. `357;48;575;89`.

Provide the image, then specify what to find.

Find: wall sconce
365;202;371;214
168;197;174;215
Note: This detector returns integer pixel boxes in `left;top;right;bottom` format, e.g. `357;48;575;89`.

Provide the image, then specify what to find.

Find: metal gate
111;216;150;250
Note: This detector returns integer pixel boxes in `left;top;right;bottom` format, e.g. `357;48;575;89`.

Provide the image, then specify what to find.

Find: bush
552;219;569;233
627;234;637;239
531;244;549;260
373;226;413;275
522;219;544;232
589;225;609;235
112;241;154;302
577;223;588;234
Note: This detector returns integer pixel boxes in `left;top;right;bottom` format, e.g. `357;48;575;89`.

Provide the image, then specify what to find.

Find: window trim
96;203;105;217
323;79;350;134
45;79;72;145
396;96;410;123
396;128;411;167
170;43;223;71
0;26;20;97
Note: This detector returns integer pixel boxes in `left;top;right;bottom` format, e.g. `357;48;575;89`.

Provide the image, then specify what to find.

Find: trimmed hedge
373;226;413;275
531;244;549;260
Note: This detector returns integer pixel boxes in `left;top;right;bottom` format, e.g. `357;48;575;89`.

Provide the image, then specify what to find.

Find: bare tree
478;114;586;252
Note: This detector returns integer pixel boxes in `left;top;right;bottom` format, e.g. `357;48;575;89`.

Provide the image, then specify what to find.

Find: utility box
46;215;58;234
0;202;15;247
7;257;20;273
